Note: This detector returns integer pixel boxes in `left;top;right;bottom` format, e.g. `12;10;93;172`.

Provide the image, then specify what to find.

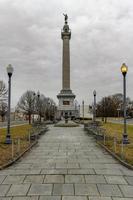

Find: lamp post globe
37;91;40;98
93;90;96;97
121;63;128;76
7;64;13;76
6;64;14;144
120;63;129;144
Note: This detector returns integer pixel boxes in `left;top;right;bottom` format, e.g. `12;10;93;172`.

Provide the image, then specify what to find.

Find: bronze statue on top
63;13;68;23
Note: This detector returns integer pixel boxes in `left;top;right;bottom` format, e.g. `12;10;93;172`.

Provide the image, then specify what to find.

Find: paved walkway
0;121;28;128
0;125;133;199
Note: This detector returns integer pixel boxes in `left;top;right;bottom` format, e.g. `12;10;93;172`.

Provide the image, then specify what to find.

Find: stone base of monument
55;120;79;127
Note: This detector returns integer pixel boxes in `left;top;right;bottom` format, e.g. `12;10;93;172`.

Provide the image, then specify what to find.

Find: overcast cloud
0;0;133;107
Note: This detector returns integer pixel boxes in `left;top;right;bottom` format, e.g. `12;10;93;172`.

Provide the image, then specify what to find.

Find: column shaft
62;36;70;89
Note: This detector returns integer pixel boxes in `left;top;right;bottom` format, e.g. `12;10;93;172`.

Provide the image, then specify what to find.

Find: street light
78;105;80;118
32;92;36;123
121;63;129;144
37;91;40;122
6;64;13;144
47;99;51;121
82;100;84;124
93;90;96;123
52;103;55;122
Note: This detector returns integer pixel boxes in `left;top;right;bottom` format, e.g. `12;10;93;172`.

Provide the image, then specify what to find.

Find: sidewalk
0;125;133;199
0;120;28;128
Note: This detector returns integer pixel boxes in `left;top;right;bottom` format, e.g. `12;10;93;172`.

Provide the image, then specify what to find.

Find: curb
98;141;133;170
0;141;38;170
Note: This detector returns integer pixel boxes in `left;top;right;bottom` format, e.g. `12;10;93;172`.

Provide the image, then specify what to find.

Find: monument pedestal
57;89;76;118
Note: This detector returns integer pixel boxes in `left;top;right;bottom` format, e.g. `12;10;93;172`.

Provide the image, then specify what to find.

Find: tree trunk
1;115;4;122
105;117;107;123
29;114;31;124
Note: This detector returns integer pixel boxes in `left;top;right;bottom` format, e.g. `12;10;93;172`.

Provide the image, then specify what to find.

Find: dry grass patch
0;124;32;167
101;122;133;165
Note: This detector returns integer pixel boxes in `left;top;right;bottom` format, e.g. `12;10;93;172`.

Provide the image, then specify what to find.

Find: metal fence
84;122;133;166
0;123;48;166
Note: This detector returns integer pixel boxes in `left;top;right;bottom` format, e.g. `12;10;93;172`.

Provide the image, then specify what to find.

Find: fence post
18;138;20;154
29;132;31;145
114;134;117;153
11;139;14;159
104;132;106;145
121;141;124;160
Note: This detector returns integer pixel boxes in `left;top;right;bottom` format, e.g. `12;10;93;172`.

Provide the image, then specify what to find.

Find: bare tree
0;101;7;122
17;90;35;124
96;93;132;122
35;93;47;122
35;94;56;122
0;80;7;97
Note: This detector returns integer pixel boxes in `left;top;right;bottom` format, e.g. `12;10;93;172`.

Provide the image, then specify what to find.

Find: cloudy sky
0;0;133;107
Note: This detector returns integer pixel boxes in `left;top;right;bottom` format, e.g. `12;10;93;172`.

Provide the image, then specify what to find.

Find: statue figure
63;13;68;23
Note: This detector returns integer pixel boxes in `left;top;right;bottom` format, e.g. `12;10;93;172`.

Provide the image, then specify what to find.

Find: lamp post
47;99;51;121
121;63;129;144
93;90;96;123
82;100;84;124
6;64;13;144
78;105;80;118
32;92;36;123
52;103;55;122
37;91;40;122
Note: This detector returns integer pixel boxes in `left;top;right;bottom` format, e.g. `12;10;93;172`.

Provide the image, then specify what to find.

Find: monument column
57;14;76;119
62;17;71;89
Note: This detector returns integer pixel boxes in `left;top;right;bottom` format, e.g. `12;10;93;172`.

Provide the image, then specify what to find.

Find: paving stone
85;175;106;183
53;184;74;195
62;197;87;200
65;175;85;183
7;184;30;196
24;175;44;183
89;197;112;200
40;163;55;169
1;169;41;175
41;169;67;175
0;185;11;196
121;169;133;176
56;163;67;168
68;169;95;175
67;163;80;168
97;184;123;197
95;169;123;175
39;197;61;200
75;184;99;195
28;184;52;195
0;175;6;184
12;197;39;200
3;175;25;184
112;198;133;200
44;175;64;183
124;176;133;185
12;163;32;169
104;175;127;184
119;185;133;197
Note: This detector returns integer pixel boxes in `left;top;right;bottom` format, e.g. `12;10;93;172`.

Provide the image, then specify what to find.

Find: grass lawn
0;124;32;167
101;122;133;165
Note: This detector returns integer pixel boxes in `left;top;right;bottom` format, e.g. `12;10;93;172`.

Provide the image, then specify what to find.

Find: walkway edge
98;141;133;170
0;141;38;170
